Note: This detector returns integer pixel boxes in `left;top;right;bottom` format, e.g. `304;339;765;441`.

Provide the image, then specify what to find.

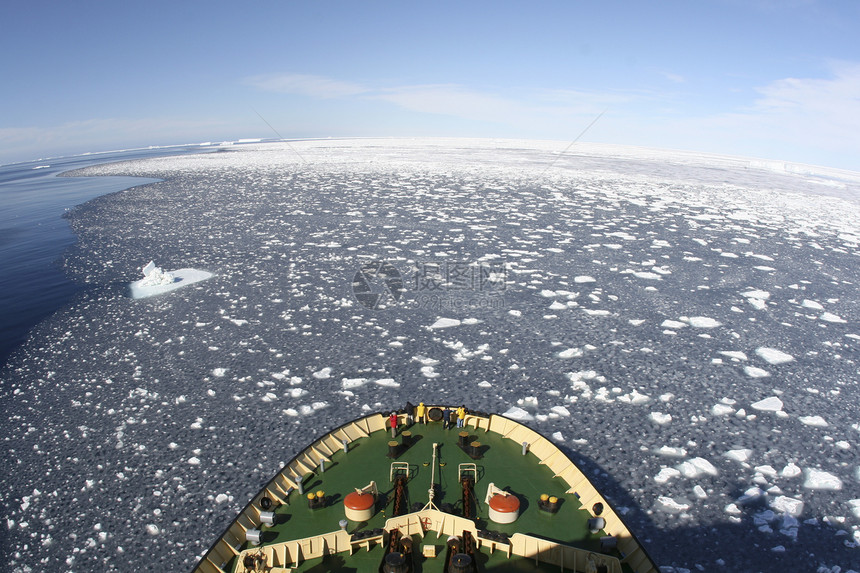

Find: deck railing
231;509;622;573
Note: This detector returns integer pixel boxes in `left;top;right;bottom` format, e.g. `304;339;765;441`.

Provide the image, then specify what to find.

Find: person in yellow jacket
416;402;427;424
456;405;466;428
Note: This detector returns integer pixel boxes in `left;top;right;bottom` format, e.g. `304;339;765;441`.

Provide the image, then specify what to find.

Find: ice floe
755;347;795;365
130;267;213;299
683;316;722;328
751;396;784;412
803;469;843;490
798;415;828;427
429;318;461;329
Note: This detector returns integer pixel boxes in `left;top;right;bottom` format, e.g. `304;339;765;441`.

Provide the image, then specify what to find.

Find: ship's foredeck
195;410;656;573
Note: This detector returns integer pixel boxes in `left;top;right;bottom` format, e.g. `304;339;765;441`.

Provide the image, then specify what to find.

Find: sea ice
742;289;771;301
550;405;570;416
771;495;804;517
429;318;461;329
312;367;332;379
654;467;681;484
755;347;795;365
630;271;662;280
341;378;367;389
649;412;672;425
617;389;650;405
130;267;213;299
683;316;722;328
820;312;847;323
655;496;690;513
557;347;584;359
780;463;802;478
502;406;534;421
677;458;718;478
654;446;687;458
744;366;771;378
803;469;842;490
582;309;611;316
798;415;828;427
139;261;173;286
751;396;783;412
711;403;735;416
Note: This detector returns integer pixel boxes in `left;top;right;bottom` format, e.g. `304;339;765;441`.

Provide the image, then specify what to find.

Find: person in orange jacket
456;405;466;428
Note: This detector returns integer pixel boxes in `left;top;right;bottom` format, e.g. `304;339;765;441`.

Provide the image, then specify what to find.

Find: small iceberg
130;260;212;299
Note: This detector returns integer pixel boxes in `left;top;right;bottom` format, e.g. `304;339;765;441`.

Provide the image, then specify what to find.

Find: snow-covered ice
429;317;461;329
130;268;213;299
751;396;784;412
803;469;843;491
755;347;795;365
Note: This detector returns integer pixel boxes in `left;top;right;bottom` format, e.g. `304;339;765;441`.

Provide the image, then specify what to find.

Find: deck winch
344;480;378;521
484;483;520;524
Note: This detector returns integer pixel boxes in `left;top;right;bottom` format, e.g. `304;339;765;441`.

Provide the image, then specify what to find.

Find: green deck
226;417;632;572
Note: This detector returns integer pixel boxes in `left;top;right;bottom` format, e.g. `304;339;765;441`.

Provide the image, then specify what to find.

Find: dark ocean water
0;147;208;369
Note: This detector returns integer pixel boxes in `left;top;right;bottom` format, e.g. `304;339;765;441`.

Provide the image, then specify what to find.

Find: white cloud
694;61;860;166
579;61;860;170
751;61;860;136
245;71;621;122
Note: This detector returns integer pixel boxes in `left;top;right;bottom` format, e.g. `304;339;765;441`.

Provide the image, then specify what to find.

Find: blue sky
2;0;859;170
